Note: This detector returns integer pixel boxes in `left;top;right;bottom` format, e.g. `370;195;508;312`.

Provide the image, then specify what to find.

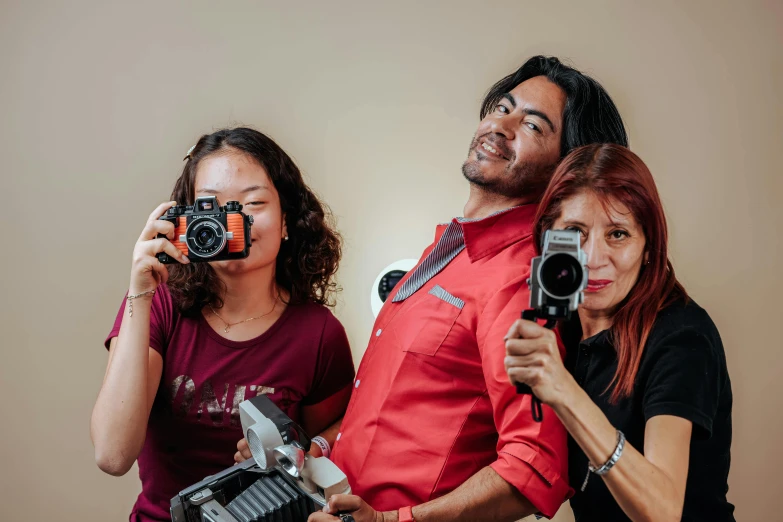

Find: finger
142;238;190;264
234;451;245;463
504;318;551;342
307;513;339;522
239;445;252;460
504;338;545;357
150;260;169;286
507;367;537;387
237;438;248;451
504;353;541;372
324;494;363;514
147;201;178;223
139;217;178;242
134;256;168;286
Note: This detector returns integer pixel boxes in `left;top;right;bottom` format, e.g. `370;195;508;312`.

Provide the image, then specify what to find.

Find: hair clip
183;144;196;161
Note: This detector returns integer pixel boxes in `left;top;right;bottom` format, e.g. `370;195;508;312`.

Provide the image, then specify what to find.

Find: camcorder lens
540;253;583;298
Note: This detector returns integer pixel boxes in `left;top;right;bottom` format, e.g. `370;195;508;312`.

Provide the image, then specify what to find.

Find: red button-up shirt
331;205;572;518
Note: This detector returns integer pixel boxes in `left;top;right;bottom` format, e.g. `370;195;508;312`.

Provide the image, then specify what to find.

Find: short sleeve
103;284;174;356
477;280;572;519
642;327;721;439
301;311;355;405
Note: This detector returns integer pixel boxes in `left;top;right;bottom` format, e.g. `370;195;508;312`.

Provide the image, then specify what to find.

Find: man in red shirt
307;56;629;522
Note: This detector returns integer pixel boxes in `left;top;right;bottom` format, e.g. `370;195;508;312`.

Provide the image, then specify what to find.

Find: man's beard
462;144;557;200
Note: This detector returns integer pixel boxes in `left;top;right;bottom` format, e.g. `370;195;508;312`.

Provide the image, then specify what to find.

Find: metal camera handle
515;309;558;422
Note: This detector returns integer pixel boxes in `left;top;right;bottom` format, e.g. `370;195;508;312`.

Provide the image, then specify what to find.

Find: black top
562;299;735;522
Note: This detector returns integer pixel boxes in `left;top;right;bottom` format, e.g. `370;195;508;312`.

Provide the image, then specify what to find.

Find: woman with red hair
505;144;734;521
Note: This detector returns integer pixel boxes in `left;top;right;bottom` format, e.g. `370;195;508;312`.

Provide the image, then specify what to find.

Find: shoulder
285;301;345;333
651;298;720;340
644;298;724;361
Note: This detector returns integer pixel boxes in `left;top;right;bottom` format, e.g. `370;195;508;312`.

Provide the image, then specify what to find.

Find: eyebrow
197;185;270;194
561;219;632;228
501;93;557;133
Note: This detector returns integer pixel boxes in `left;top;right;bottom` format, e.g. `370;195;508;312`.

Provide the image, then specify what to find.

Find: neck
463;184;535;219
577;307;615;340
213;263;279;318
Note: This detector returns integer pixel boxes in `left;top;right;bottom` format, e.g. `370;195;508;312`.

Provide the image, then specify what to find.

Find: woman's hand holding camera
129;201;190;294
504;319;576;408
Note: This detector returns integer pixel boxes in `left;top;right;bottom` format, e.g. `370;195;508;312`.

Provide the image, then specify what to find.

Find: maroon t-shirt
104;284;355;522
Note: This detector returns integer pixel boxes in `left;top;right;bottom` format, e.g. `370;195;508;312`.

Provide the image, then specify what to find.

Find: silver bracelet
590;429;626;475
580;429;625;491
127;289;155;317
311;436;331;459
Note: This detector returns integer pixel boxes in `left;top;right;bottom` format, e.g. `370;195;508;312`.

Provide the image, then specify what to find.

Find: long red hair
534;143;687;401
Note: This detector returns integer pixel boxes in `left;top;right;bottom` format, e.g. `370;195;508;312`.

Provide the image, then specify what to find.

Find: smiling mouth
478;140;508;160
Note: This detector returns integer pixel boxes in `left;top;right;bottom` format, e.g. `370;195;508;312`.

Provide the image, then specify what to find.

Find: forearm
90;300;154;474
553;381;683;521
309;417;343;457
385;467;535;522
319;417;343;446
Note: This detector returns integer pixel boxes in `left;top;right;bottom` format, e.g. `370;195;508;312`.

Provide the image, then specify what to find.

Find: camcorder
170;395;351;522
516;229;588;420
157;196;254;264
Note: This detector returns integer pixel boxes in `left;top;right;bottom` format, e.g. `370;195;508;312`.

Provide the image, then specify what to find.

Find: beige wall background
1;1;781;520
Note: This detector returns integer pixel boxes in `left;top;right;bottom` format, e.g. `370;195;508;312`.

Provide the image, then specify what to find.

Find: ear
643;251;650;265
281;213;288;240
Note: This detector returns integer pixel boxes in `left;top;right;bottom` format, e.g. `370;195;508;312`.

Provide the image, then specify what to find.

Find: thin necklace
208;292;280;333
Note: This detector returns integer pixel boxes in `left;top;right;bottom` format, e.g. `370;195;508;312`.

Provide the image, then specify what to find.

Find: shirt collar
440;204;538;262
562;314;612;350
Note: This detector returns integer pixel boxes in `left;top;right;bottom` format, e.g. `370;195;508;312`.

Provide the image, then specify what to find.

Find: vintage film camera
516;229;588;420
170;395;351;522
157;196;254;264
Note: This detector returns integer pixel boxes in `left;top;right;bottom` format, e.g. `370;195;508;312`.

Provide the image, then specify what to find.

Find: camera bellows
226;474;315;522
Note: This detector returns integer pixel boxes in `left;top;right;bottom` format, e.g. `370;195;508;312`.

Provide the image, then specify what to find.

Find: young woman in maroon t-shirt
91;127;355;522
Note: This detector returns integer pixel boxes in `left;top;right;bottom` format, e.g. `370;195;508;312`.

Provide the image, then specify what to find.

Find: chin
581;294;610;312
212;256;258;274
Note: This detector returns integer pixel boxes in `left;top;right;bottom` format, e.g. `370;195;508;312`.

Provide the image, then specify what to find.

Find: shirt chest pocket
391;285;464;356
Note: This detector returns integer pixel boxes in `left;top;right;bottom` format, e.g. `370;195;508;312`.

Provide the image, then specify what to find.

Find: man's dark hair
480;56;628;156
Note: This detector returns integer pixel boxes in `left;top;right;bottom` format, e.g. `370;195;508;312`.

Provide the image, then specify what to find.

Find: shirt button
354;380;361;389
375;328;382;337
336;432;342;441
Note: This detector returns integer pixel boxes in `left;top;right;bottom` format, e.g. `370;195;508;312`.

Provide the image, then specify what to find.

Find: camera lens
540;253;583;298
195;227;216;248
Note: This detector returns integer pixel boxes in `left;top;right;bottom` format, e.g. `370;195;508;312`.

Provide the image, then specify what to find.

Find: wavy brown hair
166;127;341;315
534;144;687;402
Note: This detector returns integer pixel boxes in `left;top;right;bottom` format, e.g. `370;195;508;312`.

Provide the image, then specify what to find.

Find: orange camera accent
227;214;246;252
171;216;189;257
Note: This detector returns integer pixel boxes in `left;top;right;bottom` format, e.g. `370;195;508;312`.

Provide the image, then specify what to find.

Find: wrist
311;436;331;459
308;441;323;458
381;511;398;522
397;506;414;522
128;281;158;297
551;373;580;412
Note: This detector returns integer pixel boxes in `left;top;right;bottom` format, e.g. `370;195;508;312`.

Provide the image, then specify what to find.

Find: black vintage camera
516;229;588;421
527;229;588;322
157;196;254;263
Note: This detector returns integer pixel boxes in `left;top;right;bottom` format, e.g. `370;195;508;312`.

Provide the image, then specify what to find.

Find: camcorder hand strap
515;309;557;423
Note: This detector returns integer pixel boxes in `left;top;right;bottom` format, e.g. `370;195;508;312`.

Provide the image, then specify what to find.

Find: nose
488;112;516;141
583;234;608;271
